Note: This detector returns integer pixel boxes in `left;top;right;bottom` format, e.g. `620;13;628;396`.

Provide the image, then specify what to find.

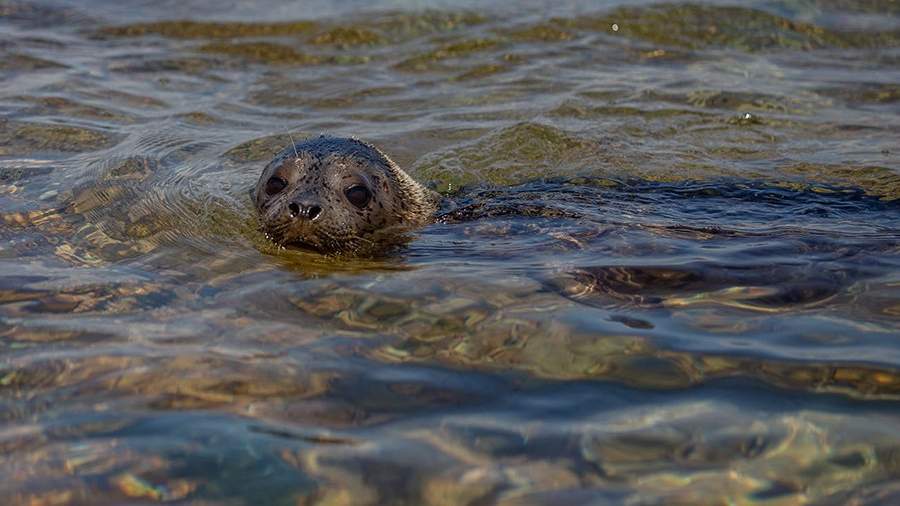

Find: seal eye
265;176;287;196
344;185;371;208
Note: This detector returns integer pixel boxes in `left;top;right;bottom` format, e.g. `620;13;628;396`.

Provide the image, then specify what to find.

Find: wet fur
253;136;439;255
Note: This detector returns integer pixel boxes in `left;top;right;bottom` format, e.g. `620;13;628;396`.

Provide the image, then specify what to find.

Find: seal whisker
288;132;300;167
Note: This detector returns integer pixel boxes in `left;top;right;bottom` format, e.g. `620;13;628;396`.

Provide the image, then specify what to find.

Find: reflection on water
2;0;900;503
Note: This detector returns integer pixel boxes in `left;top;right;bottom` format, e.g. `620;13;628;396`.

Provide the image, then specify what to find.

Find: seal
253;135;439;255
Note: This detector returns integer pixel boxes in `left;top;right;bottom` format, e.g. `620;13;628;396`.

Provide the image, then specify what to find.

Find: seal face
253;136;438;255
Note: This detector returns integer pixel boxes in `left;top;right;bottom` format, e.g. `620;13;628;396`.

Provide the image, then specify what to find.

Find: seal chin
284;239;327;254
262;227;323;253
271;230;328;252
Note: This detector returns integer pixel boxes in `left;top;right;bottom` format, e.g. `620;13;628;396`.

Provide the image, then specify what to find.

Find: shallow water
2;0;900;504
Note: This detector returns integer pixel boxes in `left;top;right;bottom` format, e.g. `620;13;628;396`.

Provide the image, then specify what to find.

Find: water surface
2;0;900;504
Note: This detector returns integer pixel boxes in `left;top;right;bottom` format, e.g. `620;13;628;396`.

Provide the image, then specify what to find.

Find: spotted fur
253;135;439;255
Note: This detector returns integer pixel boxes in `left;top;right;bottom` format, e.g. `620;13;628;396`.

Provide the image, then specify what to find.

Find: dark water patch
554;262;850;311
439;178;900;229
599;178;900;210
801;0;900;15
107;54;231;76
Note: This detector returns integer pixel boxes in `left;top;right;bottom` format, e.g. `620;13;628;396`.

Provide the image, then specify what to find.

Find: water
2;0;900;503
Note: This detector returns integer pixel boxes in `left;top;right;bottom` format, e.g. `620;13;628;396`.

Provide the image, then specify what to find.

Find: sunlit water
2;0;900;504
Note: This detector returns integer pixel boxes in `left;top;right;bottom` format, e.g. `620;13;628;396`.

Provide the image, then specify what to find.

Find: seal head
253;136;438;255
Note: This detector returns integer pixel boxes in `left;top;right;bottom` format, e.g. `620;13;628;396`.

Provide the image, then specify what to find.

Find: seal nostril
288;202;300;217
307;205;322;220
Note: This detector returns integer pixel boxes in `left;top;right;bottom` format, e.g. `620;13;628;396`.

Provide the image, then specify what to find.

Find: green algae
224;133;312;163
111;56;227;75
782;163;900;201
101;157;156;182
309;26;384;46
395;38;502;71
454;63;509;80
549;100;716;120
96;20;318;39
373;10;487;38
504;24;573;42
16;96;136;123
197;42;324;65
414;122;599;190
0;121;117;155
817;83;900;105
554;3;900;51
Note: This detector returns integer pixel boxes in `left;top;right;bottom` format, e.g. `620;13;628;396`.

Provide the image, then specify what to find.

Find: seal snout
288;200;322;221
